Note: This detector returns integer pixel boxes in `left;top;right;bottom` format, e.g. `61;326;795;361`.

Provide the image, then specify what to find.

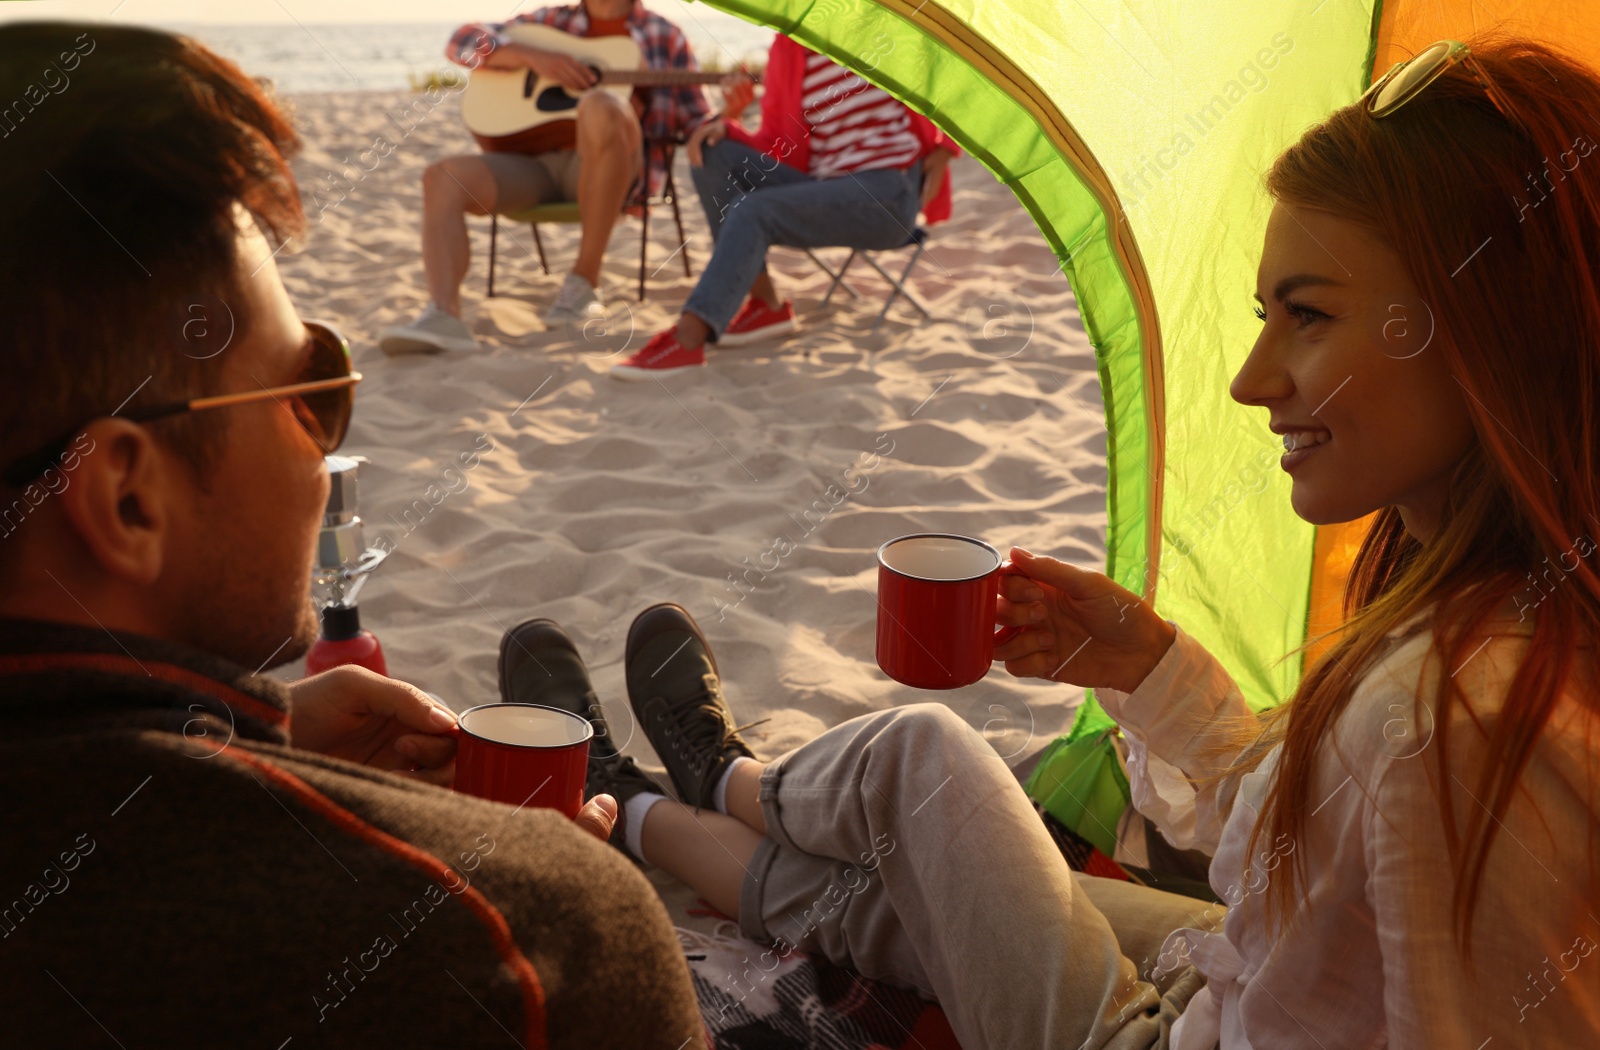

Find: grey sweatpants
737;704;1217;1050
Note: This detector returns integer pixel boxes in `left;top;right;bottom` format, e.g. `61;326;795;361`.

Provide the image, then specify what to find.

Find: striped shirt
801;53;922;179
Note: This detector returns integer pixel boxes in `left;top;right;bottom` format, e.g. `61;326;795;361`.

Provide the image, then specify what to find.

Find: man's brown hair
0;22;305;491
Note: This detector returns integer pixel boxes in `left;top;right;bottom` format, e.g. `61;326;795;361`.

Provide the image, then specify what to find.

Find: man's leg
730;704;1214;1050
419;152;554;317
383;152;559;353
572;90;641;290
420;154;499;317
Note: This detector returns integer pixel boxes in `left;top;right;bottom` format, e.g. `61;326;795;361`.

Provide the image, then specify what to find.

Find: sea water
160;6;773;95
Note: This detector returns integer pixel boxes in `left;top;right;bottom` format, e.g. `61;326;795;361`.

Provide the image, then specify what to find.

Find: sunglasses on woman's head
1363;39;1518;125
1;320;361;488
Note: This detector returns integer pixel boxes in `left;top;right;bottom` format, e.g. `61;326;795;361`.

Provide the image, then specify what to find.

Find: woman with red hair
586;35;1600;1048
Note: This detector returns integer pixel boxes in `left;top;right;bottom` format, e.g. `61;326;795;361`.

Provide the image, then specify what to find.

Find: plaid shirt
447;1;710;197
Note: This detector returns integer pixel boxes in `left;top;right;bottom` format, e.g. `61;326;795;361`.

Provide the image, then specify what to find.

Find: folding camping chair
805;226;933;330
485;135;692;303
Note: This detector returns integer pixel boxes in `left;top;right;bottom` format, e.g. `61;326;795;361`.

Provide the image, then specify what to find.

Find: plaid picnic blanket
682;807;1133;1050
681;922;961;1050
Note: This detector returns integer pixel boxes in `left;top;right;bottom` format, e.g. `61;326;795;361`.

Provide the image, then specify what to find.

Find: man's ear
55;419;175;586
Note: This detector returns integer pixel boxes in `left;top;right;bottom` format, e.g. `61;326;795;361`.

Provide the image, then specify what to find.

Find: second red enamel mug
453;703;592;818
876;533;1022;690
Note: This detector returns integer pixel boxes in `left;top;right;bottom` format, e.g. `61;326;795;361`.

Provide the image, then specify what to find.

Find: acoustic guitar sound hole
536;86;580;112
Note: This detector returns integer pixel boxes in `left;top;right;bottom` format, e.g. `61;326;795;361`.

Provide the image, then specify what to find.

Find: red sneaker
610;328;705;380
716;297;798;348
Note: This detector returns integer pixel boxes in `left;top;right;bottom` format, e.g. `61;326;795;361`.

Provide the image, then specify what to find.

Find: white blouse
1095;608;1600;1048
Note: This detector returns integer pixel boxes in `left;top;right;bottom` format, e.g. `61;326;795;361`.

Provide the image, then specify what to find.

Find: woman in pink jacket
612;34;960;379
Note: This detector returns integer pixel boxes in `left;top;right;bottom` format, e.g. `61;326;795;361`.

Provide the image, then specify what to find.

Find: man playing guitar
380;0;709;353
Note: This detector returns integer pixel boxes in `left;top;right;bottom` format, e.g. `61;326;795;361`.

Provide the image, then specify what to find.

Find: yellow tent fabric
698;0;1596;759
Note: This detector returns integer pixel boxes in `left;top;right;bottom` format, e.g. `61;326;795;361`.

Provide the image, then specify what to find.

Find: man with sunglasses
0;23;700;1048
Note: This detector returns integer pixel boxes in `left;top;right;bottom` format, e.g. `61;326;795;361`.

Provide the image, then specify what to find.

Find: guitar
460;24;754;151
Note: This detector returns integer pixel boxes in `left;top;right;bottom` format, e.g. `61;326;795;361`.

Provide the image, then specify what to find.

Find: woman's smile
1274;424;1333;472
1230;203;1478;541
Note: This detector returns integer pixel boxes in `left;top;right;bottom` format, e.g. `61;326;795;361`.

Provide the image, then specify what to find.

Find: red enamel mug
876;533;1024;690
452;703;592;818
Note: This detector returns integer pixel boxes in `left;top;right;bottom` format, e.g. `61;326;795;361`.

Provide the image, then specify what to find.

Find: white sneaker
544;272;605;327
378;304;479;355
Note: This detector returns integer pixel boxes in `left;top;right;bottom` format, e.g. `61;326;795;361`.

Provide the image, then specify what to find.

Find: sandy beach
270;86;1106;916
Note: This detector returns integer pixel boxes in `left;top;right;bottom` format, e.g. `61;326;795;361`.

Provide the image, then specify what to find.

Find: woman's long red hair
1248;36;1600;951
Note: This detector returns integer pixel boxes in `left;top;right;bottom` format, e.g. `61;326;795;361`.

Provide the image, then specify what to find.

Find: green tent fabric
700;0;1379;736
1023;728;1130;856
695;2;1396;846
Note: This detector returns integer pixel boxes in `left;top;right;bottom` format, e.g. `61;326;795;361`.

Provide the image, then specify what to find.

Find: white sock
712;756;758;814
623;791;668;862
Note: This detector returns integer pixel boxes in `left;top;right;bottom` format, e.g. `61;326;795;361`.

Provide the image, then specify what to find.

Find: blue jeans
683;138;923;340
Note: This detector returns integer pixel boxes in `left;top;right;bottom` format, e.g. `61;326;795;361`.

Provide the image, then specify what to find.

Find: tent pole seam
858;0;1167;604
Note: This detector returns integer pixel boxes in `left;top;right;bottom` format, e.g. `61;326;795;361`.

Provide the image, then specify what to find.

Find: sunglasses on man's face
0;320;362;488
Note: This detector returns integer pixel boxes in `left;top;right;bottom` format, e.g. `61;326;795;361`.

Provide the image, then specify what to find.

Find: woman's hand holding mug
994;547;1176;694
